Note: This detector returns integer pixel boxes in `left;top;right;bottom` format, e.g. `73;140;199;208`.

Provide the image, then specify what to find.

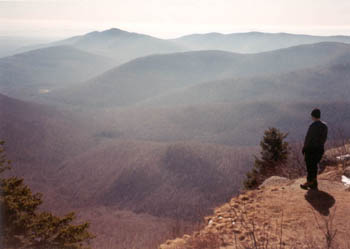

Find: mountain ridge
171;31;350;53
12;28;350;65
139;46;350;107
0;45;116;100
45;42;350;108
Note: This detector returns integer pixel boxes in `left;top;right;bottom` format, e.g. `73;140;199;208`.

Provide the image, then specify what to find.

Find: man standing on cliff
300;108;328;190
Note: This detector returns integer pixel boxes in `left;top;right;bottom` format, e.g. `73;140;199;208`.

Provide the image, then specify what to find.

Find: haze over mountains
13;28;350;65
0;46;115;100
0;36;53;58
47;42;350;108
17;28;185;65
171;31;350;53
0;90;254;249
1;27;350;249
141;46;350;107
0;92;99;203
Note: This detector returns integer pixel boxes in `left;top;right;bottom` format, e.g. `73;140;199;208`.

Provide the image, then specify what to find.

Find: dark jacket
302;120;328;154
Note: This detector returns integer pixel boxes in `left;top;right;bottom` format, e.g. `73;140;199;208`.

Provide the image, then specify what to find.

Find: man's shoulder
320;120;328;128
310;120;328;129
317;120;328;130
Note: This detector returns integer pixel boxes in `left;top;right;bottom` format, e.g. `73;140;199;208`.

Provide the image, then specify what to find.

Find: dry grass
183;232;221;249
161;161;350;249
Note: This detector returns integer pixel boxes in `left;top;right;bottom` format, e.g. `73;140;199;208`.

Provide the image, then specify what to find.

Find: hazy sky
1;0;350;39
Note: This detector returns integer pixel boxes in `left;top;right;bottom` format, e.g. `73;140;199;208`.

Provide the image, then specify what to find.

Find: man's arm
302;125;313;154
321;124;328;145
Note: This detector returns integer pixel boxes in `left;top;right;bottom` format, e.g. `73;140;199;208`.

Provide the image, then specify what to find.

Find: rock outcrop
260;176;291;188
160;166;350;249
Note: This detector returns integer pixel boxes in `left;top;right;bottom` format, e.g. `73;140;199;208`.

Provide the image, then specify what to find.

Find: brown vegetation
1;93;257;249
54;140;253;221
159;161;350;249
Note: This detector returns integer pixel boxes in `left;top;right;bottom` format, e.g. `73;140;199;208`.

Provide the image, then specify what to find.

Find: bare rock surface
260;176;291;188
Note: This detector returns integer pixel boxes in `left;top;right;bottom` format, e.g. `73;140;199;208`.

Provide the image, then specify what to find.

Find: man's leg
306;153;318;182
301;153;314;189
303;153;322;189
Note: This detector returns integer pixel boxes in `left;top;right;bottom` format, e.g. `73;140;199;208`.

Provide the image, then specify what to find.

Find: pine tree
244;127;289;189
0;140;94;249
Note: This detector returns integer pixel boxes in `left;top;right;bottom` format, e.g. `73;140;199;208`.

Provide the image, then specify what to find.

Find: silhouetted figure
300;108;328;190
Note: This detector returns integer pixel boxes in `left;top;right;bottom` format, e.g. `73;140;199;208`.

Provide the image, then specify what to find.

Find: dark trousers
304;152;323;182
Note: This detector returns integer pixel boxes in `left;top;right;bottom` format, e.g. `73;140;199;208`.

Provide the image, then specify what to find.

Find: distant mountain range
2;27;350;249
45;42;350;108
140;46;350;107
17;28;185;65
0;36;53;58
171;31;350;53
13;28;350;65
0;45;115;100
3;28;350;103
39;42;350;146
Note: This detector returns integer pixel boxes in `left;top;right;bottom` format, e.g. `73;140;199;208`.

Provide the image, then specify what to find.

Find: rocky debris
344;166;350;178
159;167;350;249
160;189;283;249
260;176;290;188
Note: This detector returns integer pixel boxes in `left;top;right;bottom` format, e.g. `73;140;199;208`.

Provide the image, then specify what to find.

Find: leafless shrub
327;127;350;170
310;207;338;249
283;141;306;179
228;200;285;249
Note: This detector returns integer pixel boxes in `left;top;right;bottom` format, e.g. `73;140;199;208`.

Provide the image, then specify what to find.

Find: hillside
83;101;350;148
18;28;185;65
0;45;115;100
52;139;254;221
45;42;350;108
3;92;349;249
71;81;350;147
171;31;350;53
0;93;172;249
160;164;350;249
141;49;350;107
0;92;97;193
0;36;52;58
78;47;350;146
0;93;258;249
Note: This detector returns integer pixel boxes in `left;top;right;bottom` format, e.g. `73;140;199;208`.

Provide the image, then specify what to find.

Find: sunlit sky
1;0;350;40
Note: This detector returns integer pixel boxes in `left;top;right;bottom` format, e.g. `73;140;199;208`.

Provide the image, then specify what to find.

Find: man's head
311;108;321;121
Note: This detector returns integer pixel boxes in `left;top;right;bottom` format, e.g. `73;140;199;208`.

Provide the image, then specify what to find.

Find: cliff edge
160;164;350;249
